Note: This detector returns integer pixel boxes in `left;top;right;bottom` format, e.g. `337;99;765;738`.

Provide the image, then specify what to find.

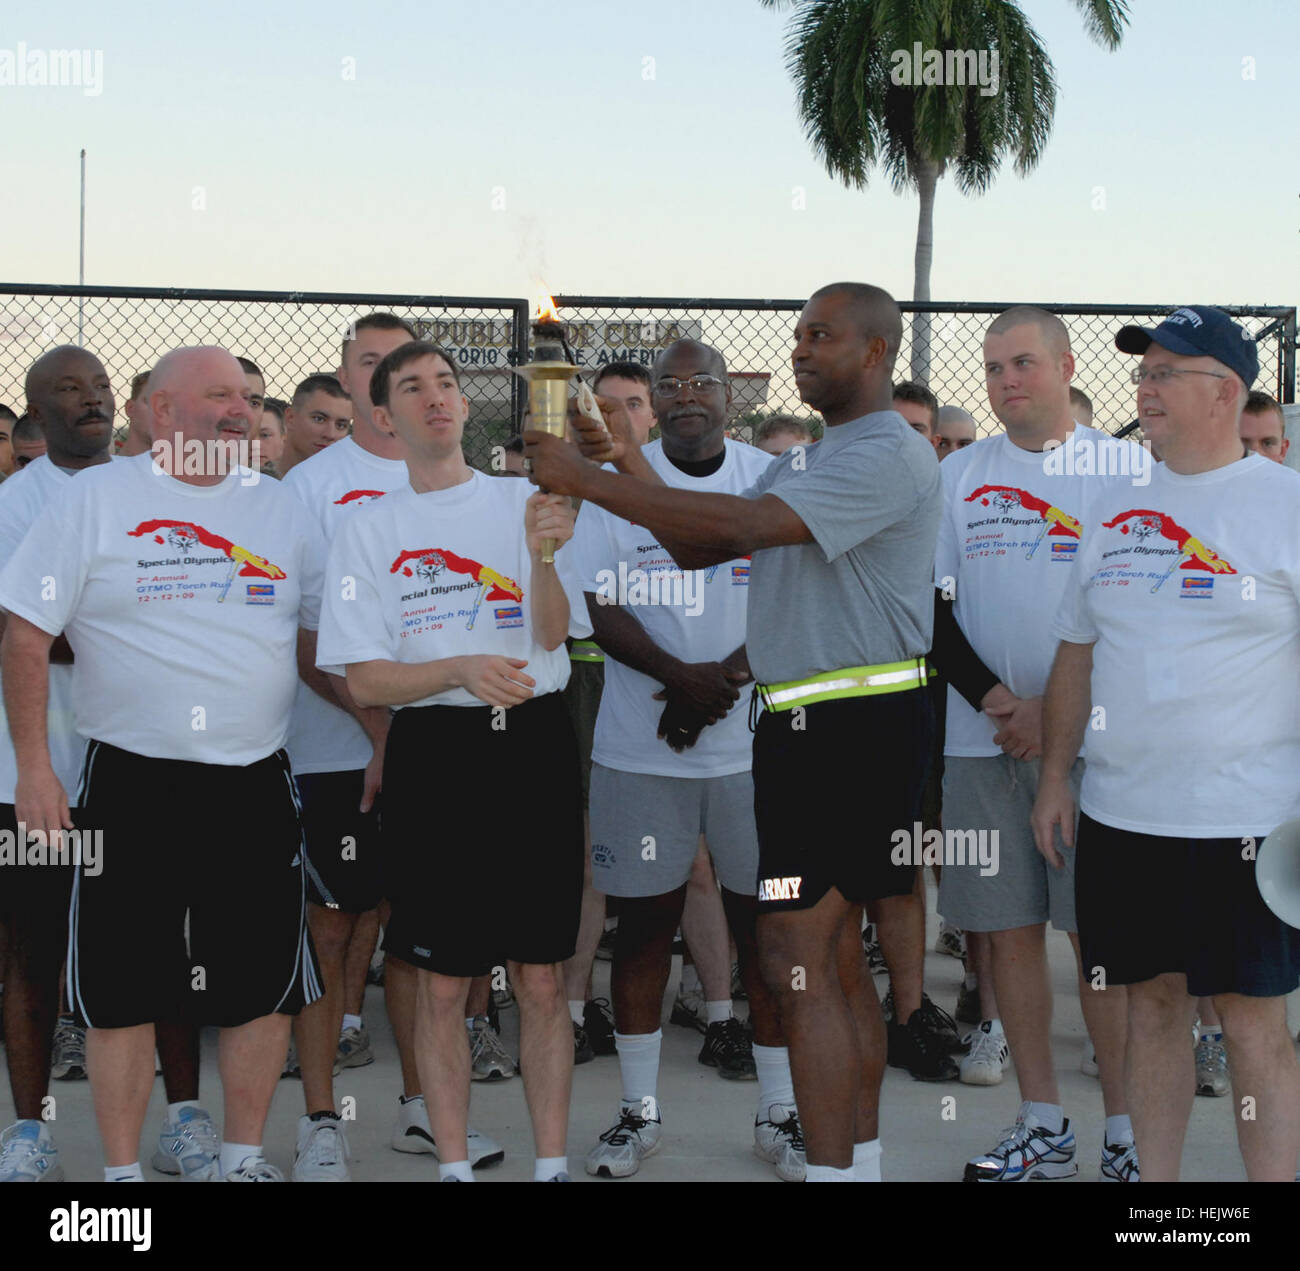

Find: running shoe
292;1114;350;1182
389;1096;505;1168
282;1039;302;1079
583;998;617;1055
545;1172;570;1182
0;1120;64;1182
698;1017;756;1080
334;1024;373;1074
861;924;888;974
467;1015;516;1081
1194;1034;1230;1097
50;1015;86;1081
963;1103;1077;1182
888;1008;959;1081
1100;1139;1140;1182
935;920;967;960
918;994;967;1054
731;961;747;1001
491;980;515;1011
753;1103;806;1182
959;1021;1009;1086
584;1106;663;1178
955;979;981;1025
573;1021;594;1066
366;947;385;987
225;1156;284;1182
594;926;617;962
670;987;707;1034
151;1105;220;1179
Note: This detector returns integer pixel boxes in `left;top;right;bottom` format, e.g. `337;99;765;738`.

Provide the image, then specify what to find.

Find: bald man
0;346;323;1182
528;282;941;1181
0;347;113;1182
935;406;978;460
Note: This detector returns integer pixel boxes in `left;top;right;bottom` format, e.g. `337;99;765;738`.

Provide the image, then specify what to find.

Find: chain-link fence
552;296;1297;442
0;285;529;472
0;287;1293;464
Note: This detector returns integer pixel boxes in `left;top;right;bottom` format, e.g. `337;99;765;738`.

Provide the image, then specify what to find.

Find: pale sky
2;0;1296;308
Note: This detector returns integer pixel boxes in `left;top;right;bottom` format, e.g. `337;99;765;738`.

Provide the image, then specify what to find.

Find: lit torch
514;295;579;563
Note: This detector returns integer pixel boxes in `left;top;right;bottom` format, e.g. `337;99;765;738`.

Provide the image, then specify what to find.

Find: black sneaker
594;926;617;962
888;1008;959;1081
955;980;981;1026
881;987;896;1024
573;1022;594;1066
698;1018;756;1080
861;925;888;974
583;998;617;1056
730;961;747;1001
918;994;967;1054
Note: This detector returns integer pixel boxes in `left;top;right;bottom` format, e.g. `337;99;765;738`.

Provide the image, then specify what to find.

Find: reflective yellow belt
569;639;605;664
755;658;929;713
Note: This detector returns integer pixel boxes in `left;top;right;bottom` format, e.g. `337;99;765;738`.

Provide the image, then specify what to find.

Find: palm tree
760;0;1128;380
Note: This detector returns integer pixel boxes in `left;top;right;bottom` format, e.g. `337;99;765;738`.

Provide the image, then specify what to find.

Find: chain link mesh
0;290;1292;462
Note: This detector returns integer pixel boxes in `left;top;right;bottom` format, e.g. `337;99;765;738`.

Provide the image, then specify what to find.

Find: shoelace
918;996;961;1038
175;1112;219;1158
305;1122;344;1167
599;1111;651;1147
763;1110;805;1152
1105;1142;1139;1180
709;1018;751;1058
53;1022;85;1062
470;1020;513;1067
587;998;615;1029
231;1158;281;1181
966;1028;1005;1067
1194;1038;1227;1073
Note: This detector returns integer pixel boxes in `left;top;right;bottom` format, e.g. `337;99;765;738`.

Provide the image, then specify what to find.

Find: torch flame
535;293;559;324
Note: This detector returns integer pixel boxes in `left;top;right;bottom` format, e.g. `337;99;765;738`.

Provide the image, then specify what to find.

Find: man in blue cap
1031;306;1300;1181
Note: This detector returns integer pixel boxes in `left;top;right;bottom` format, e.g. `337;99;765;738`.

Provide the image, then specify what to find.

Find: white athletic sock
680;962;702;994
568;999;586;1026
219;1142;262;1175
167;1099;201;1122
853;1139;882;1182
752;1043;795;1114
1026;1101;1064;1135
439;1160;474;1181
534;1155;567;1181
805;1163;855;1182
342;1013;362;1034
1105;1114;1134;1145
104;1162;144;1181
705;1000;733;1025
614;1030;662;1110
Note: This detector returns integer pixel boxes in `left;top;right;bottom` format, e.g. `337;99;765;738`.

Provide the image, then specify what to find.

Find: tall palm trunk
910;158;939;383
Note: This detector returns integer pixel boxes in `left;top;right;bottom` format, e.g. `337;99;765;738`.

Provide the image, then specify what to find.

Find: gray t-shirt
743;410;941;685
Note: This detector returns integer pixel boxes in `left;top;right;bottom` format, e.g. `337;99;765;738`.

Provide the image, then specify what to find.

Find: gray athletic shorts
589;763;758;898
937;754;1084;933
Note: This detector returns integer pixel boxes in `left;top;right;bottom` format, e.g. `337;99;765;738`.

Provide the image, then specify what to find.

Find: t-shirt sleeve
769;439;933;564
316;519;392;668
1051;565;1097;644
0;494;89;635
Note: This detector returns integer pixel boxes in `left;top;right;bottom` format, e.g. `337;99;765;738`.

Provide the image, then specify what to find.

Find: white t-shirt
0;456;95;802
935;430;1141;756
316;470;581;708
0;453;323;766
281;438;410;774
1053;453;1300;837
568;438;772;778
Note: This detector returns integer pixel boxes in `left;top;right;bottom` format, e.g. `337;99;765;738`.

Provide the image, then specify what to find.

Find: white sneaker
753;1103;805;1181
0;1120;64;1182
224;1156;284;1181
151;1106;220;1179
389;1096;504;1168
584;1106;663;1178
1081;1045;1099;1078
292;1114;351;1182
960;1021;1009;1086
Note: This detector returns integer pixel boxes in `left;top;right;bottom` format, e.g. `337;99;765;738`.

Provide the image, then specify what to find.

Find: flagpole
78;148;86;347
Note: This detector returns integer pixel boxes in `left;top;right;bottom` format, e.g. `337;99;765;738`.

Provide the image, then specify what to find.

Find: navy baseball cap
1115;306;1258;388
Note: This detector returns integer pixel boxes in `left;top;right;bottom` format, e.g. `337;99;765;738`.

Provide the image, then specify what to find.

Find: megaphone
1255;818;1300;929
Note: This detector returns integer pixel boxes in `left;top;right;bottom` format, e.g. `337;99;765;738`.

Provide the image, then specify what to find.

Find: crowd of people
0;287;1296;1184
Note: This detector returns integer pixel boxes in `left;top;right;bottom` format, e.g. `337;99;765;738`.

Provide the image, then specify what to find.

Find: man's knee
416;971;470;1015
988;923;1046;955
1213;993;1288;1049
510;961;564;1010
307;905;355;959
1128;975;1192;1033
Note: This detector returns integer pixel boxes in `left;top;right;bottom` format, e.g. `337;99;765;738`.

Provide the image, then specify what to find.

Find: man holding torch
526;282;942;1182
316;341;584;1182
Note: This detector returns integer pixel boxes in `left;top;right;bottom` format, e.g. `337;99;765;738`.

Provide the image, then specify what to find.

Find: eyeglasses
1130;366;1228;386
652;375;725;397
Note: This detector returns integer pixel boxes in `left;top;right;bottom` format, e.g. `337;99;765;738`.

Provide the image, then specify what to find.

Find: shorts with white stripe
67;740;322;1029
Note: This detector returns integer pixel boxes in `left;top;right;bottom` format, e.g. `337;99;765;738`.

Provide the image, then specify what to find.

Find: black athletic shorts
1075;813;1300;999
380;692;584;978
917;673;947;830
0;801;76;925
297;770;383;914
562;657;604;810
753;687;933;911
68;741;323;1029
